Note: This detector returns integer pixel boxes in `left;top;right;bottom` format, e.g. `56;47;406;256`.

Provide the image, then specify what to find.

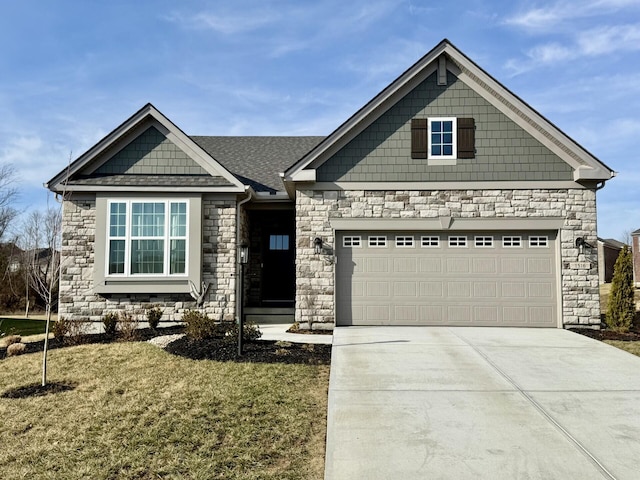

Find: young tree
606;245;636;332
23;204;63;386
0;164;18;241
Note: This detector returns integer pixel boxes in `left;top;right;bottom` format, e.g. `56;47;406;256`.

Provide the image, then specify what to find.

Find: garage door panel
419;258;441;273
393;258;418;273
336;230;557;327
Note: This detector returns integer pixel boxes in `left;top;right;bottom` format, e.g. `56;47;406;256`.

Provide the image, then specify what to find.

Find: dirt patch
1;382;78;399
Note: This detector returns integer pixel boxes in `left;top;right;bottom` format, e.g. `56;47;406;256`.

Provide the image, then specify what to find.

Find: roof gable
46;104;245;193
284;39;614;186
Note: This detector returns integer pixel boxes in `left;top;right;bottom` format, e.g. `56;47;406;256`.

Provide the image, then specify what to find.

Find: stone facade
295;188;600;330
59;194;237;327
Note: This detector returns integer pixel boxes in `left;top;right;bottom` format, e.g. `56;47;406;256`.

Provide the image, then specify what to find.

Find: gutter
235;186;254;326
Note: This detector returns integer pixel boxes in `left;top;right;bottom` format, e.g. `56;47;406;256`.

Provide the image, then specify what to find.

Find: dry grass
604;340;640;357
0;342;329;479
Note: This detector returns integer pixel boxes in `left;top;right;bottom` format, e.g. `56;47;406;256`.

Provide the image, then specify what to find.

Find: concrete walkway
325;327;640;480
258;323;333;344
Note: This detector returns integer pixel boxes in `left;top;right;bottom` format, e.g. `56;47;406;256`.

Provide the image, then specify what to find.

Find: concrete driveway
325;327;640;480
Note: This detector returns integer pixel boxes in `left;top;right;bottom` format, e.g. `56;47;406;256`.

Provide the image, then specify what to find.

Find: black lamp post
238;244;249;356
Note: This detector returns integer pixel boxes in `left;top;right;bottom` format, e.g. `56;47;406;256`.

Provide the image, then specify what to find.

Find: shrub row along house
46;40;614;330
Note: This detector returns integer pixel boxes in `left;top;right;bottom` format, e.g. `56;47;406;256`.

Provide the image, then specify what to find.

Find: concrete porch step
244;307;295;325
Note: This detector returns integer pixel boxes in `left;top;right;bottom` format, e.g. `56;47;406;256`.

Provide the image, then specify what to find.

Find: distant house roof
632;228;640;236
192;136;325;192
598;237;626;249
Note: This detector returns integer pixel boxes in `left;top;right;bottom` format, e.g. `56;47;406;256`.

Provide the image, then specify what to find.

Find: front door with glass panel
261;230;295;304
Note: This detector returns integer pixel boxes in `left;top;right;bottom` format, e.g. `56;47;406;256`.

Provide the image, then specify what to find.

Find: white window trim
368;236;387;248
448;236;468;248
395;236;415;248
503;236;523;248
106;199;190;278
343;236;362;248
529;236;549;248
428;117;457;165
421;236;440;248
474;236;494;248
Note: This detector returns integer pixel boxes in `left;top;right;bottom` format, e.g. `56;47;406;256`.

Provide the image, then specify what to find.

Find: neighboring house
632;229;640;287
597;238;625;284
0;242;23;273
46;39;615;330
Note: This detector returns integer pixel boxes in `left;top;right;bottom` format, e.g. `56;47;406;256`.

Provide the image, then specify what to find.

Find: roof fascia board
55;185;246;194
305;180;589;190
46;103;245;191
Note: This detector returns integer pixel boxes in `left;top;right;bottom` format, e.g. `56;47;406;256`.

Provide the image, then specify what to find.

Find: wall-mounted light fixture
313;237;323;254
239;244;249;264
575;237;594;253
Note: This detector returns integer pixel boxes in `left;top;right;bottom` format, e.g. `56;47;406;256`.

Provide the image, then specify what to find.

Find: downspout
235;187;253;326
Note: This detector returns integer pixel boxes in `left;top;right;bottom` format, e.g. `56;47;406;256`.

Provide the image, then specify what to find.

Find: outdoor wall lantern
575;237;594;253
313;237;323;254
239;244;249;264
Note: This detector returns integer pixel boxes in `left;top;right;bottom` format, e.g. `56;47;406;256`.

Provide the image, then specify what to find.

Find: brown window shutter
457;118;475;159
411;118;427;159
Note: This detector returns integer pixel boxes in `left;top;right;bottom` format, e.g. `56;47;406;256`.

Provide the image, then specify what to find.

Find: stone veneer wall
59;195;237;326
295;189;600;330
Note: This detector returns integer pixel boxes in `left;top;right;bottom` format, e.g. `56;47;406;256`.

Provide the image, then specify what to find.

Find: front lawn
0;317;47;336
0;342;329;479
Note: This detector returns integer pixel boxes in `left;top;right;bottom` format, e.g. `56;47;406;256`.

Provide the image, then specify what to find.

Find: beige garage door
336;231;558;327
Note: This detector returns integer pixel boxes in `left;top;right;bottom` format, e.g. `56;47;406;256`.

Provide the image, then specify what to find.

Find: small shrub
146;307;163;330
1;334;22;348
7;342;26;356
103;312;118;336
52;318;70;339
226;321;262;343
118;311;139;341
183;310;218;340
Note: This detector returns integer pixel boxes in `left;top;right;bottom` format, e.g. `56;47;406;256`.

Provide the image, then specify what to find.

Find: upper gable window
411;118;475;164
429;118;456;159
107;200;188;277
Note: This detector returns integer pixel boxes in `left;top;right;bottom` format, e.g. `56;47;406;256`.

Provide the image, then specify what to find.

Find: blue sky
1;0;639;240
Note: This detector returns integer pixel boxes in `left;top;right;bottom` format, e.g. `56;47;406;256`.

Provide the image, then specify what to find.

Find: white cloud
165;9;280;34
505;0;640;30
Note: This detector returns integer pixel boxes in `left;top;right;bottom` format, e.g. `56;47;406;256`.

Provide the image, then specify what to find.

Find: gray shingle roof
68;174;234;187
191;136;325;192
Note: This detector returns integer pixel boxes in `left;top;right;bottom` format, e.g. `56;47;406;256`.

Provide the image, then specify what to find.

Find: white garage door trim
335;228;561;328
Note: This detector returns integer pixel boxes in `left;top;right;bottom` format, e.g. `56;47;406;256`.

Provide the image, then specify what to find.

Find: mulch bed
0;326;331;365
570;327;640;342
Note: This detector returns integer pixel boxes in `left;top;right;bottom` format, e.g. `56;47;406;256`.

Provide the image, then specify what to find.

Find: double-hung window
429;118;456;159
107;200;188;276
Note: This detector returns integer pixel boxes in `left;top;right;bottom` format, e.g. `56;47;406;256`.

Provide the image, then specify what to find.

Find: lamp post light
238;244;249;356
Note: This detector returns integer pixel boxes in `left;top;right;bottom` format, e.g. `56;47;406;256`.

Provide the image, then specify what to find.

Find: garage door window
343;236;361;247
421;236;440;247
368;236;387;247
503;236;522;248
474;236;494;248
448;236;467;247
395;236;414;248
529;236;549;248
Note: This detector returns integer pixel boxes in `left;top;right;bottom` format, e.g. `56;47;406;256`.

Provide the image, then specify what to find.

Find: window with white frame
475;236;494;248
529;236;549;248
448;236;467;247
421;236;440;247
107;200;188;276
343;236;361;247
368;236;387;247
395;236;414;247
428;118;456;159
503;236;522;248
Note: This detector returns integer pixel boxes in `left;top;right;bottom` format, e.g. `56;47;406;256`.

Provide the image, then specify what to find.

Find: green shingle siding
317;71;573;183
96;126;211;176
